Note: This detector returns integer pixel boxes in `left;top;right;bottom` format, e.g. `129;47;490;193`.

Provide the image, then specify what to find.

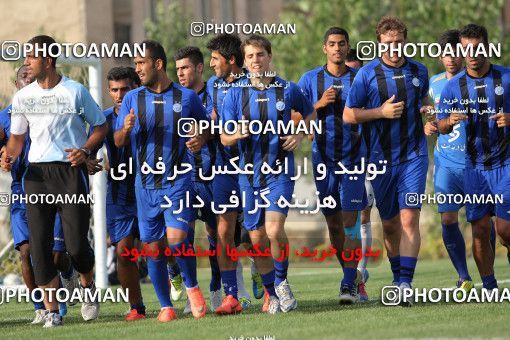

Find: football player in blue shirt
114;40;209;321
437;24;510;291
298;27;367;303
222;35;315;314
344;16;433;304
89;66;147;320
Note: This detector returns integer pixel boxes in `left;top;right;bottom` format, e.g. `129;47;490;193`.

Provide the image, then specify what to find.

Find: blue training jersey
206;73;247;170
298;65;366;166
346;58;429;165
429;72;466;169
115;83;208;189
222;76;314;187
187;82;216;182
437;64;510;170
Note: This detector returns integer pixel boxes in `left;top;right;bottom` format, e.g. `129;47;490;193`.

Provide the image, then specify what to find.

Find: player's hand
86;158;103;175
489;112;510;127
316;87;336;109
424;121;438;136
123;108;136;133
281;133;305;151
448;111;468;126
236;120;250;140
0;126;4;143
0;147;13;172
380;95;404;119
65;148;87;167
186;135;206;153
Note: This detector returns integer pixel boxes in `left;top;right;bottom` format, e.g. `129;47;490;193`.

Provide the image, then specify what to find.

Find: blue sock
169;240;198;288
389;256;400;284
490;220;496;257
60;265;73;280
481;274;498;290
341;267;358;289
58;277;67;317
186;227;195;246
147;256;172;308
131;302;146;315
220;269;238;298
167;263;181;278
399;256;417;285
274;258;289;286
261;270;277;297
208;235;221;292
442;222;471;281
32;289;45;310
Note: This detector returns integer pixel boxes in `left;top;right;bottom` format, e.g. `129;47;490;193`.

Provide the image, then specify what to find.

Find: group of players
1;15;510;327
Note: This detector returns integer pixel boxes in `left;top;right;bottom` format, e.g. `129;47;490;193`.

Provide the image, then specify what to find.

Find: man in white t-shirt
1;35;107;327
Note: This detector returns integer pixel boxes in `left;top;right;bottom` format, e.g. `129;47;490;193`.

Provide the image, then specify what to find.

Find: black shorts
24;162;94;285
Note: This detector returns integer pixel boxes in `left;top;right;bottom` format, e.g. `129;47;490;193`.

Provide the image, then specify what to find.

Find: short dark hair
206;34;243;68
346;48;363;66
323;27;349;44
27;35;58;68
438;30;460;50
126;66;141;87
173;46;204;66
459;24;488;45
141;40;167;70
376;16;407;41
241;35;272;56
107;66;140;87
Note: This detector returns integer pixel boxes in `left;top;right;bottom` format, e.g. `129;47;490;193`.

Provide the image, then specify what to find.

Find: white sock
236;260;250;298
358;222;372;271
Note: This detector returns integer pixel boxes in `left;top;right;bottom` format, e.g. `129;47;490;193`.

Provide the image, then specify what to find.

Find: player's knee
496;225;510;244
441;213;458;225
472;223;490;240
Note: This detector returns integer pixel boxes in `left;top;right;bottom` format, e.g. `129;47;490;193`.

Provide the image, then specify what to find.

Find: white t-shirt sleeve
10;93;28;135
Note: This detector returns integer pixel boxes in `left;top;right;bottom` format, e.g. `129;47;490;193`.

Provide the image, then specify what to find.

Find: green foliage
144;0;213;82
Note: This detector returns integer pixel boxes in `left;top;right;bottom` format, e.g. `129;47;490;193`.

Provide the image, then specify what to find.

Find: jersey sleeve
437;82;456;120
10;94;29;135
297;73;313;102
419;66;430;99
0;107;11;147
78;85;106;127
346;69;369;108
190;92;208;121
290;82;314;118
115;94;131;132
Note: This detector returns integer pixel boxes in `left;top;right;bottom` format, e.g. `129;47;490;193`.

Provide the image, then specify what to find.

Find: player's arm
280;83;315;151
436;83;466;134
220;90;248;146
2;97;27;171
344;94;403;123
1;133;25;171
114;95;135;148
186;93;212;153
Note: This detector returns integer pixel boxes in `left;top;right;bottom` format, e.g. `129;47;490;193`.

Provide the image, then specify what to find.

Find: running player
424;29;476;293
298;27;367;303
437;24;510;291
222;35;315;313
88;66;146;320
114;40;209;322
205;34;247;314
0;66;73;326
344;17;432;305
174;46;223;311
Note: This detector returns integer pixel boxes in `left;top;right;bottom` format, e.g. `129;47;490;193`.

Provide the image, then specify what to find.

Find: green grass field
1;257;509;339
